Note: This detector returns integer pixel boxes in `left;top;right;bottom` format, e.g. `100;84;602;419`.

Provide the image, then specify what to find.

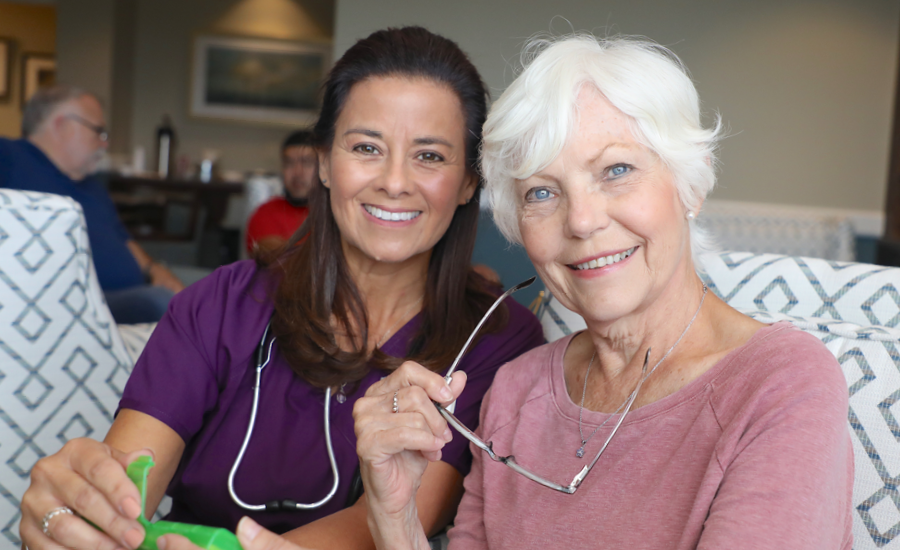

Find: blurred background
0;0;897;305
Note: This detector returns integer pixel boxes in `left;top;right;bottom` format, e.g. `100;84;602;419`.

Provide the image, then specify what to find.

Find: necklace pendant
576;446;585;458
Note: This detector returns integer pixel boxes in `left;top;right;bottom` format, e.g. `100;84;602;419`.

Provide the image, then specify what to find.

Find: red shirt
245;196;309;254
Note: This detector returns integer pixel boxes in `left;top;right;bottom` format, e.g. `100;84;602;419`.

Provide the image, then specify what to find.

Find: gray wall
129;0;333;173
334;0;900;213
56;0;334;172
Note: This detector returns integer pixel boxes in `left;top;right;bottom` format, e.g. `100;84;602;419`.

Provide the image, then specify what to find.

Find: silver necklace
575;285;708;458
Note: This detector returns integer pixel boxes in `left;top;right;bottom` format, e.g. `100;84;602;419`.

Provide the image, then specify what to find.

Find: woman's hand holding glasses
353;361;466;550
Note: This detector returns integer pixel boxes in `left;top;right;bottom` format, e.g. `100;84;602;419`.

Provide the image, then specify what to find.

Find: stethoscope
227;321;341;512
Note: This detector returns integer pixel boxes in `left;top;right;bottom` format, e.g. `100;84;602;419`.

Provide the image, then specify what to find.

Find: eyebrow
413;136;453;148
586;141;636;166
524;142;640;184
343;128;453;148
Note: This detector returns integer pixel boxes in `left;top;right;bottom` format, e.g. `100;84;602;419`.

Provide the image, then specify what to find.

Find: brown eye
417;152;444;162
354;144;379;155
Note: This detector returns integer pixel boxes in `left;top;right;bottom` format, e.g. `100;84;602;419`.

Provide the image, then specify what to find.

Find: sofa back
0;189;133;546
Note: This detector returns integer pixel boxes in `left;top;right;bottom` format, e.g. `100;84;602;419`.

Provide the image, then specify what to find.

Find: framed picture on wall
190;35;331;126
21;53;55;106
0;38;12;102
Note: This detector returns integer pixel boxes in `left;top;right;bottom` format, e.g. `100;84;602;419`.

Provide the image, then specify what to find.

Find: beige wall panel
0;2;56;138
129;0;333;175
334;0;899;211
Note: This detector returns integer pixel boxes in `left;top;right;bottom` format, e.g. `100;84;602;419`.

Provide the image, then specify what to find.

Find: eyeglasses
435;278;651;494
65;114;109;142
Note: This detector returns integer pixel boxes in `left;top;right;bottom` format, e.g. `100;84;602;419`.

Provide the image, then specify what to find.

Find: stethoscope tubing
228;323;341;511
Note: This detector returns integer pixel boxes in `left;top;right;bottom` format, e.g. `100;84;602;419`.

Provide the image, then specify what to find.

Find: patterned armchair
0;189;159;546
539;251;900;550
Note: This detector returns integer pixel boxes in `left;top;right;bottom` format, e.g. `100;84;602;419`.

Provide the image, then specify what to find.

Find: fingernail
156;535;168;550
121;496;142;519
439;386;453;401
123;527;144;549
443;426;452;441
238;516;262;542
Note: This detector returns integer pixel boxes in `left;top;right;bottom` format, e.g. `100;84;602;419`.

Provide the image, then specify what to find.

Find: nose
565;187;610;239
378;155;413;198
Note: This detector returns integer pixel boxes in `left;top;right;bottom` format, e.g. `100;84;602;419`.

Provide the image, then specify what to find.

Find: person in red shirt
246;130;317;255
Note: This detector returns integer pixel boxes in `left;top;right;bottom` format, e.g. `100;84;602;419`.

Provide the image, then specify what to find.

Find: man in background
0;85;184;323
245;130;316;256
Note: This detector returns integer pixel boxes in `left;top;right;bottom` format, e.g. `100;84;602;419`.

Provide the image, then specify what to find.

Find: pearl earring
321;178;327;184
686;211;696;220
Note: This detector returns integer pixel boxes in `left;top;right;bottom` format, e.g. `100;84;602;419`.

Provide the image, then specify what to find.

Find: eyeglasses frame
65;113;109;143
434;279;651;494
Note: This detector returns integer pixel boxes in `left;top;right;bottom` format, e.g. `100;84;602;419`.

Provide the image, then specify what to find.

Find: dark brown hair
263;26;506;389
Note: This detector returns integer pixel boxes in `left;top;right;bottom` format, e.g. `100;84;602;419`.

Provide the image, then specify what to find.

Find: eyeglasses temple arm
569;347;651;490
435;402;575;493
444;277;536;383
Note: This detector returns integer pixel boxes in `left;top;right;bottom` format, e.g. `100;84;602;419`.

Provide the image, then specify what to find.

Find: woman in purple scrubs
20;27;543;550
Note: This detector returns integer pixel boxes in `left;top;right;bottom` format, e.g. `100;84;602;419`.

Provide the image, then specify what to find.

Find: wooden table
107;175;244;266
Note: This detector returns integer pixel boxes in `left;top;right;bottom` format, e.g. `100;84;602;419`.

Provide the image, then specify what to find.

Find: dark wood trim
877;26;900;264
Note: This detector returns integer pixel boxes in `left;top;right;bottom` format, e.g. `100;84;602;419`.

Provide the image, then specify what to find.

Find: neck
579;266;707;385
284;190;309;207
28;134;82;181
342;244;430;349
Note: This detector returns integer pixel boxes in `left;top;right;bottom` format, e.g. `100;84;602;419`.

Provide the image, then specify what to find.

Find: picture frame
0;38;12;102
21;53;55;105
190;35;331;126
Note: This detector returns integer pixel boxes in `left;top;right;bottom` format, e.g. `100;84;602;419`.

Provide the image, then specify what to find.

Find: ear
458;171;478;205
49;111;67;137
317;149;331;189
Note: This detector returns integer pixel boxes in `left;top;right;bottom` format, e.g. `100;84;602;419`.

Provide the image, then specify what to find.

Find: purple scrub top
118;260;544;534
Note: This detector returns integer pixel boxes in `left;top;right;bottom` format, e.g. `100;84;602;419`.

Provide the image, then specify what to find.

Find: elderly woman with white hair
350;34;853;550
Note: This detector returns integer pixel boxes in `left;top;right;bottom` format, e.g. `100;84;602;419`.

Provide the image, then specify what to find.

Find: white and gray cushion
0;189;134;546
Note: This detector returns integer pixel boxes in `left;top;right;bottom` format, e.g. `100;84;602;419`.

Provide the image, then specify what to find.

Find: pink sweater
449;322;853;549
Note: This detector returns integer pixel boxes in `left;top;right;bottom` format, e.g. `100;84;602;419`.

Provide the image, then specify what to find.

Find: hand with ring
353;360;465;549
20;437;151;549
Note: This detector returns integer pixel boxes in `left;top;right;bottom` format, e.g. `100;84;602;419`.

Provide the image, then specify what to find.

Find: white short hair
482;35;722;262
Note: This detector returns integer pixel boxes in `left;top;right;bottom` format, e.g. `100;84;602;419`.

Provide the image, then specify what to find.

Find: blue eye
529;188;552;201
609;165;629;177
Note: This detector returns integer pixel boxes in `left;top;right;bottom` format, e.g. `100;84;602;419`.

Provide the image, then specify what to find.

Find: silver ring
42;506;74;536
392;391;400;414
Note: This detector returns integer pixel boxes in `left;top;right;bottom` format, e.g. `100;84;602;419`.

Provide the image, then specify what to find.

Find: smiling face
318;76;476;270
517;85;694;324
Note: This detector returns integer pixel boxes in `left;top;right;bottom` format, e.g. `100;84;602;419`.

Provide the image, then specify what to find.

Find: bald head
25;86;109;181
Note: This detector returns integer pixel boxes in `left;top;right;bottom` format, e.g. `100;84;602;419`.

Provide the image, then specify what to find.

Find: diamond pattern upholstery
0;190;135;546
537;251;900;549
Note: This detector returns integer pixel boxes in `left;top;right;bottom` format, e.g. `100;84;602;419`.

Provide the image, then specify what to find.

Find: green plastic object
123;455;244;550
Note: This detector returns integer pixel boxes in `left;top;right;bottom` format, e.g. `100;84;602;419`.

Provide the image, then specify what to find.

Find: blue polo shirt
0;138;144;291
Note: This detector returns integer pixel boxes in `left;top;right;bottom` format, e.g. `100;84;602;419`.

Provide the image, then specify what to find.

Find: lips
571;246;637;270
364;204;422;222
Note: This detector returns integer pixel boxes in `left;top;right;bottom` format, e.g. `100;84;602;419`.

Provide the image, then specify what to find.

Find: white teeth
364;205;421;222
573;247;636;270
